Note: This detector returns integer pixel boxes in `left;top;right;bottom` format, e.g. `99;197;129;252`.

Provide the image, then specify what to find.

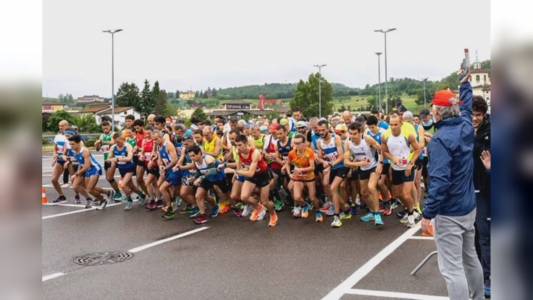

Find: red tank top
142;139;155;160
239;148;268;174
265;137;282;171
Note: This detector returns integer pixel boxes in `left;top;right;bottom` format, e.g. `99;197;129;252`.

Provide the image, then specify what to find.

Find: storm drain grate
73;251;134;266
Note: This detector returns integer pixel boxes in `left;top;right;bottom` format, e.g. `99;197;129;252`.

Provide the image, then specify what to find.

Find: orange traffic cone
41;187;48;205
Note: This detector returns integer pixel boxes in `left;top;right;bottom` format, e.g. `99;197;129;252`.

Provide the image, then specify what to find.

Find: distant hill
216;82;360;100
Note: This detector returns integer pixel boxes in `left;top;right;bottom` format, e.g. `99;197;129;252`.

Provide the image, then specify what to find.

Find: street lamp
422;78;428;108
374;27;396;114
313;64;327;118
375;52;382;112
102;28;123;132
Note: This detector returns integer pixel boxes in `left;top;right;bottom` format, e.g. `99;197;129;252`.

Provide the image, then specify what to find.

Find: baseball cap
296;121;307;128
279;118;289;126
432;90;457;107
269;123;281;133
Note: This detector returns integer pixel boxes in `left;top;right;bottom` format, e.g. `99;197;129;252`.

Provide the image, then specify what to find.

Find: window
476;75;480;82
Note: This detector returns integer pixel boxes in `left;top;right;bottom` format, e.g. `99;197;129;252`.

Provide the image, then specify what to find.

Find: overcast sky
42;0;490;98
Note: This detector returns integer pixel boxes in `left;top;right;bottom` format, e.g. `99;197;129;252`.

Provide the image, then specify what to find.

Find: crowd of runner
48;83;489;234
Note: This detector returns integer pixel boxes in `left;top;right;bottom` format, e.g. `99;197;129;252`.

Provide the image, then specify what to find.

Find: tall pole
103;29;123;133
313;64;327;118
375;28;396;114
376;52;382;112
423;78;427;108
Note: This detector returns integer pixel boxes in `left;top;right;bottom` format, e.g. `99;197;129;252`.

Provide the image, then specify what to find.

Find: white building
470;68;491;111
77;95;107;104
81;105;140;127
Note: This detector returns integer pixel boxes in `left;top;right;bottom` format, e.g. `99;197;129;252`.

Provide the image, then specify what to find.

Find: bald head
342;111;353;124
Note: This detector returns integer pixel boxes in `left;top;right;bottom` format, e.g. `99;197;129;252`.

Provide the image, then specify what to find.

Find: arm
422;138;452;219
459;81;473;125
366;136;383;162
118;144;134;163
408;134;421;164
76;149;92;175
165;142;178;170
330;136;344;167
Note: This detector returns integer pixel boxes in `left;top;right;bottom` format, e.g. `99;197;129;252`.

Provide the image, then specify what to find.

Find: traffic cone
41;187;48;205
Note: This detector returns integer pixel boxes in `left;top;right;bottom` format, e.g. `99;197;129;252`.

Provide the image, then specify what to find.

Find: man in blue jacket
421;74;484;300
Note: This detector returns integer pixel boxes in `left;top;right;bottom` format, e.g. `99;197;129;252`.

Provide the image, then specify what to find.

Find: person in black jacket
472;95;491;298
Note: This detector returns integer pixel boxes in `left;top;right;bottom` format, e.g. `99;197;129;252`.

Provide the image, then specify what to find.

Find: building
208;102;287;118
81;104;140;127
42;102;65;114
470;68;491;111
77;95;107;104
179;91;196;101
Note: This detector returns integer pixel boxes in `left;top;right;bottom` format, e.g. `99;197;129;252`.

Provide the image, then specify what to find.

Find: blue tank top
113;145;134;169
159;144;171;166
75;148;102;173
319;136;344;170
277;137;292;160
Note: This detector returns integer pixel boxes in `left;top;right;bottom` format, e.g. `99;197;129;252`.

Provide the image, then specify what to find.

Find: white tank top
386;133;410;171
346;138;377;171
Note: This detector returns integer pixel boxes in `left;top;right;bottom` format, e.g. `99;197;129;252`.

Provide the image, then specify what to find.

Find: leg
195;187;208;215
367;172;380;212
240;181;258;207
331;176;345;214
291;181;305;207
136;166;148;195
51;163;65;196
462;210;485;300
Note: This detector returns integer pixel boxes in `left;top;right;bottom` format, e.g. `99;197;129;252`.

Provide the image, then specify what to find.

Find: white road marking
44;203;88;208
42;272;65;282
409;236;435;240
345;289;449;300
42;203;122;220
322;223;422;300
128;227;209;253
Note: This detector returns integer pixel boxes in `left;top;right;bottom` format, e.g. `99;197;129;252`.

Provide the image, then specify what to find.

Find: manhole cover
73;251;134;266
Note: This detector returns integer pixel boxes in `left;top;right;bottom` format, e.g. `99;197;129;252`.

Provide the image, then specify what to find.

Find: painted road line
322;223;421;300
42;272;65;282
42;202;122;220
409;236;435;240
44;203;88;208
128;227;209;253
345;289;449;300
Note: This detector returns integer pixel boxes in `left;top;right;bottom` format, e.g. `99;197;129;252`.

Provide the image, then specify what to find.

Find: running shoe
138;193;147;206
360;212;375;223
232;206;243;218
146;200;157;210
61;183;69;188
74;194;81;204
96;198;108;210
241;204;254;218
179;204;191;214
315;211;324;223
397;209;407;219
268;212;279;227
301;203;312;218
381;201;393;216
250;204;265;222
188;207;201;218
193;214;208;225
400;212;409;224
85;199;92;209
53;195;67;203
105;189;115;201
155;199;164;208
234;202;244;210
210;205;220;218
414;209;422;222
340;211;352;221
174;196;182;208
163;210;176;220
113;192;124;203
124;201;133;211
319;201;332;214
374;213;384;227
350;204;358;216
390;199;401;210
330;216;342;228
274;198;284;212
219;201;231;214
256;205;267;221
406;213;416;227
292;206;302;218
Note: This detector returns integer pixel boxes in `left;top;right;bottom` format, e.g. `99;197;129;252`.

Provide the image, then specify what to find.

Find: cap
432;90;457;107
269;123;281;133
279;118;289;126
296;121;307;128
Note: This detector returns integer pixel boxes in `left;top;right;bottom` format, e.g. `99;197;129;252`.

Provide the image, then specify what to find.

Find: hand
405;163;414;177
361;159;371;168
421;218;433;236
480;150;491;171
392;157;401;166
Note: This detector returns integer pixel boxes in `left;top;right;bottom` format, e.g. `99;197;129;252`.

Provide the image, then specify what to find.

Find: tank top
75;147;102;173
386;132;411;171
346;138;377;171
142;139;155;161
277;137;292;161
239;148;268;175
318;136;344;170
203;135;223;160
415;124;427;158
253;134;265;150
99;133;113;161
264;135;281;171
159;143;172;167
113;145;134;168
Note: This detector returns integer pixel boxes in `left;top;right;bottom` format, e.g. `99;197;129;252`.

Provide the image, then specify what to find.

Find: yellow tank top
203;135;223;160
253;134;265;150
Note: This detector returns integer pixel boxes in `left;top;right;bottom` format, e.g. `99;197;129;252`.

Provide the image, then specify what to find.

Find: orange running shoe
250;204;264;222
268;212;278;227
219;201;231;214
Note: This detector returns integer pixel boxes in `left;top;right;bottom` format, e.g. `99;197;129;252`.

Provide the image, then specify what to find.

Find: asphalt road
42;155;447;300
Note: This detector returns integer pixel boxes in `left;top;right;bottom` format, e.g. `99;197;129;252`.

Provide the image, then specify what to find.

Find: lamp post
102;29;123;132
375;52;382;112
374;28;396;114
313;64;327;118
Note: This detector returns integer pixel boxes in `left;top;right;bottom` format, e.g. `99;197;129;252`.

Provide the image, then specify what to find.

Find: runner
286;134;322;222
68;134;109;209
403;111;426;213
381;114;421;227
316;120;348;228
225;134;278;227
51;120;71;203
344;122;384;227
109;132;147;210
154;130;180;220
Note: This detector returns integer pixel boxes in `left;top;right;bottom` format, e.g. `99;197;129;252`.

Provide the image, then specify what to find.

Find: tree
290;73;333;118
116;82;141;108
152;81;168;116
175;90;180;99
72;114;99;133
190;108;208;124
47;110;76;132
140;80;154;117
